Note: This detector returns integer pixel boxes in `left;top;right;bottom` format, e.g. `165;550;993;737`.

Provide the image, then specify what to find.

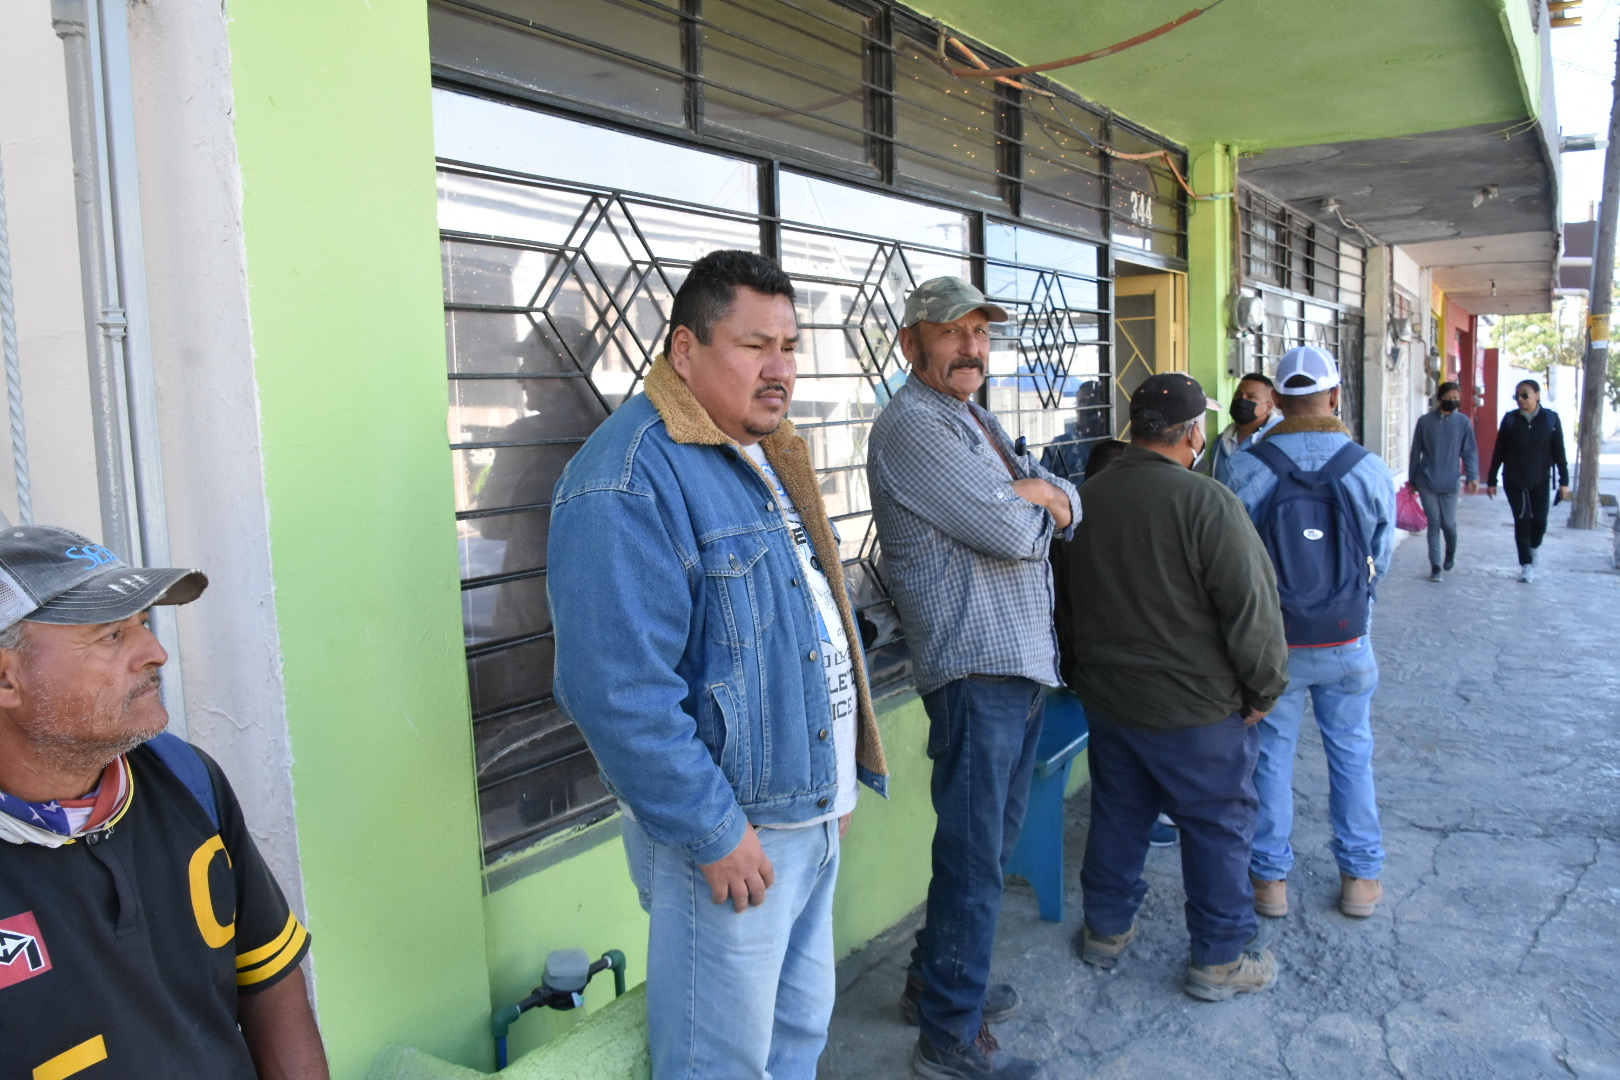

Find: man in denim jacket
1225;345;1395;922
549;251;888;1080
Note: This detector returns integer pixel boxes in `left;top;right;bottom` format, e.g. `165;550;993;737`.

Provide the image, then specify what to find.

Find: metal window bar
430;0;1188;255
432;4;1150;861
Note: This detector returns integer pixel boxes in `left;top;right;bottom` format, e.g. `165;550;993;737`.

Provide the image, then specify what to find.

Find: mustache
125;671;162;706
948;359;984;372
754;382;790;399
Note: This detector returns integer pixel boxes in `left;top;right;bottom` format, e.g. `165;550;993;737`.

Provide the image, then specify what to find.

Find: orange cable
947;3;1224;80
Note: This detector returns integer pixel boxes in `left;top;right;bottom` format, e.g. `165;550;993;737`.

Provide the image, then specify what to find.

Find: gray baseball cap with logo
0;525;208;633
901;277;1010;328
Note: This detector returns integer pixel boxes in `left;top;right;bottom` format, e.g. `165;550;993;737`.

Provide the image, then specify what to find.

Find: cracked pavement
821;466;1620;1079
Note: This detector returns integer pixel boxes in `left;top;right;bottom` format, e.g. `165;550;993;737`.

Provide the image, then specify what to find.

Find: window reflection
702;0;872;167
429;2;686;127
434;90;758;212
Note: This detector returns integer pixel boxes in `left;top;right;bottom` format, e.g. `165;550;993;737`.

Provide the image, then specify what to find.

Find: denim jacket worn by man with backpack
1224;410;1396;916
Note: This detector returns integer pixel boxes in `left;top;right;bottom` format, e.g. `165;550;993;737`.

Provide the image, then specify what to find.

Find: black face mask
1229;398;1260;426
1440;399;1460;413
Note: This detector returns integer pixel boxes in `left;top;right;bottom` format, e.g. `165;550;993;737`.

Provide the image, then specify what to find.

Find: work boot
899;976;1022;1025
912;1036;1043;1080
1075;921;1137;970
1340;875;1383;918
1251;876;1288;918
1184;948;1277;1002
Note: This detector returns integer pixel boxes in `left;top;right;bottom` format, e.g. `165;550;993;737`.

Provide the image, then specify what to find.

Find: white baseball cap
1274;345;1341;395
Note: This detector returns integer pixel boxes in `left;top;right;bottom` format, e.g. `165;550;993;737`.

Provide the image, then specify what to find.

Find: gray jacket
1408;410;1479;494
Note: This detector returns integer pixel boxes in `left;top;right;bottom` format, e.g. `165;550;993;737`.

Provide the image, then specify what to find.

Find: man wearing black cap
0;526;328;1079
1054;373;1289;1001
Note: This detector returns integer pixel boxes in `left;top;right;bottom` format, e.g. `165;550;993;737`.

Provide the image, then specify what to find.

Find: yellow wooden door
1113;272;1188;438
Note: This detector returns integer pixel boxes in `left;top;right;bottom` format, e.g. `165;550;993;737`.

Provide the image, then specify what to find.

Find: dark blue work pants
1080;709;1259;967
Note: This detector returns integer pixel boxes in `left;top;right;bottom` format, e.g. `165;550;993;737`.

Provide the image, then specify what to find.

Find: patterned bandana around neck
0;756;130;838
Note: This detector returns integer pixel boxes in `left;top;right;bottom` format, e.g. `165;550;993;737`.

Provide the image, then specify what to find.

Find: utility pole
1571;21;1620;529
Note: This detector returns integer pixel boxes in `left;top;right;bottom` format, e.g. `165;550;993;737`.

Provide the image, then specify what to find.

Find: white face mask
1189;426;1208;471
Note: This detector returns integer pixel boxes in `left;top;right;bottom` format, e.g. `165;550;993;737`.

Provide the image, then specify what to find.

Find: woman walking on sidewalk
1486;379;1570;582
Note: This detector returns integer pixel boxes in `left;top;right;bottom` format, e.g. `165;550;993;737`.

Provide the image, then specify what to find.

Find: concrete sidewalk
822;486;1620;1079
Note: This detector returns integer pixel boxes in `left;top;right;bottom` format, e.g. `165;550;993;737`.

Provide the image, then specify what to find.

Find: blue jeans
1251;636;1384;882
1080;710;1260;967
911;676;1044;1050
621;815;840;1080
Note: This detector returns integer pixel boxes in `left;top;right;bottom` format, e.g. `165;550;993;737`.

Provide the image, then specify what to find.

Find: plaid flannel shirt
867;378;1081;694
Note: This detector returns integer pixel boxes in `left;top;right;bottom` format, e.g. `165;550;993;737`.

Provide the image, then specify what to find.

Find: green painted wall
227;2;493;1075
911;0;1538;150
483;826;649;1062
480;694;939;1062
829;695;935;949
1186;144;1238;403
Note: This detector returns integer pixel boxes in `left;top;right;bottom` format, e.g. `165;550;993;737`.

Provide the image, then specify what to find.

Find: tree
1494;297;1586;372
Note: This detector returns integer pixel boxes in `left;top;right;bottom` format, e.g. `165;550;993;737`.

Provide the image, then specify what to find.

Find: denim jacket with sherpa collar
549;356;888;865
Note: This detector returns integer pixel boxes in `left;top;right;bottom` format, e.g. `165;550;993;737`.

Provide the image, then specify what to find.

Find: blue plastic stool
1006;689;1090;923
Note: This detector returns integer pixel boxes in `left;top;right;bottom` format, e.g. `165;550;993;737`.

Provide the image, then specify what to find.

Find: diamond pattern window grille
443;148;1112;861
430;0;1154;860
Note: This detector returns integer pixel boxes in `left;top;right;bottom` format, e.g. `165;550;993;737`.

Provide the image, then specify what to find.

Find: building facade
0;1;1560;1075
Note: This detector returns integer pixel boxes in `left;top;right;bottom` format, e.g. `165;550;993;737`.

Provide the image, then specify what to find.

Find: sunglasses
1515;392;1534;399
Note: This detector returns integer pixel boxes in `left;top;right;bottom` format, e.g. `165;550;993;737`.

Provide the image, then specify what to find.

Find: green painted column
1185;144;1237;403
226;1;492;1074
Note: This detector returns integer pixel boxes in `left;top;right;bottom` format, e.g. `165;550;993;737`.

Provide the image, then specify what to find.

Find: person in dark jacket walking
1408;381;1480;581
1486;379;1570;583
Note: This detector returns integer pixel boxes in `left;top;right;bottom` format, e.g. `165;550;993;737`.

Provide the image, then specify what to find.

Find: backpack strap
1245;438;1295;479
1316;441;1372;485
145;732;221;831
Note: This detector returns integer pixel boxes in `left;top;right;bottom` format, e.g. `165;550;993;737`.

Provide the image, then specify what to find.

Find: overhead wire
940;10;1230;202
944;0;1230;80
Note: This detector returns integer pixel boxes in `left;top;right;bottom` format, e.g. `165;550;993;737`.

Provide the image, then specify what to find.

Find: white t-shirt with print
744;443;858;825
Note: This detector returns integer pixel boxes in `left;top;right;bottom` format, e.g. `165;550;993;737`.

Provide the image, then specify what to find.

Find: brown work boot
1251;876;1288;918
1340;875;1383;917
1184;948;1277;1002
1074;921;1137;970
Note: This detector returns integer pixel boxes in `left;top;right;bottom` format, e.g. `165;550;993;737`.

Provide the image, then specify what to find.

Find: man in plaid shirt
868;277;1079;1080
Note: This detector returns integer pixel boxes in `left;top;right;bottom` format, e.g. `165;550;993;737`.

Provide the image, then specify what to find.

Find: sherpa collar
1270;415;1351;438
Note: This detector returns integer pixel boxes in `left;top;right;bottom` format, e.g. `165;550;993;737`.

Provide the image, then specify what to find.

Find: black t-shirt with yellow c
0;742;310;1079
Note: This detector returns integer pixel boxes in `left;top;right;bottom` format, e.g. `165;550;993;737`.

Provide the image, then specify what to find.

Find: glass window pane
1020;97;1107;238
780;171;970;254
892;35;1003;203
434;89;757;212
1109;127;1185;258
468;634;556;718
702;0;871;167
478;741;613;858
428;1;686;126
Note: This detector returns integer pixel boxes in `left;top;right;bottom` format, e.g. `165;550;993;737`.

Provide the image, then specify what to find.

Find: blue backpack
1246;439;1376;647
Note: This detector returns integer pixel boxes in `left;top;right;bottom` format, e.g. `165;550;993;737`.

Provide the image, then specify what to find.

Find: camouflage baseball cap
901;277;1010;328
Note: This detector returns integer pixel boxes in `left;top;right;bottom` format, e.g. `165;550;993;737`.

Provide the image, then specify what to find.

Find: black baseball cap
0;525;208;632
1129;372;1218;433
